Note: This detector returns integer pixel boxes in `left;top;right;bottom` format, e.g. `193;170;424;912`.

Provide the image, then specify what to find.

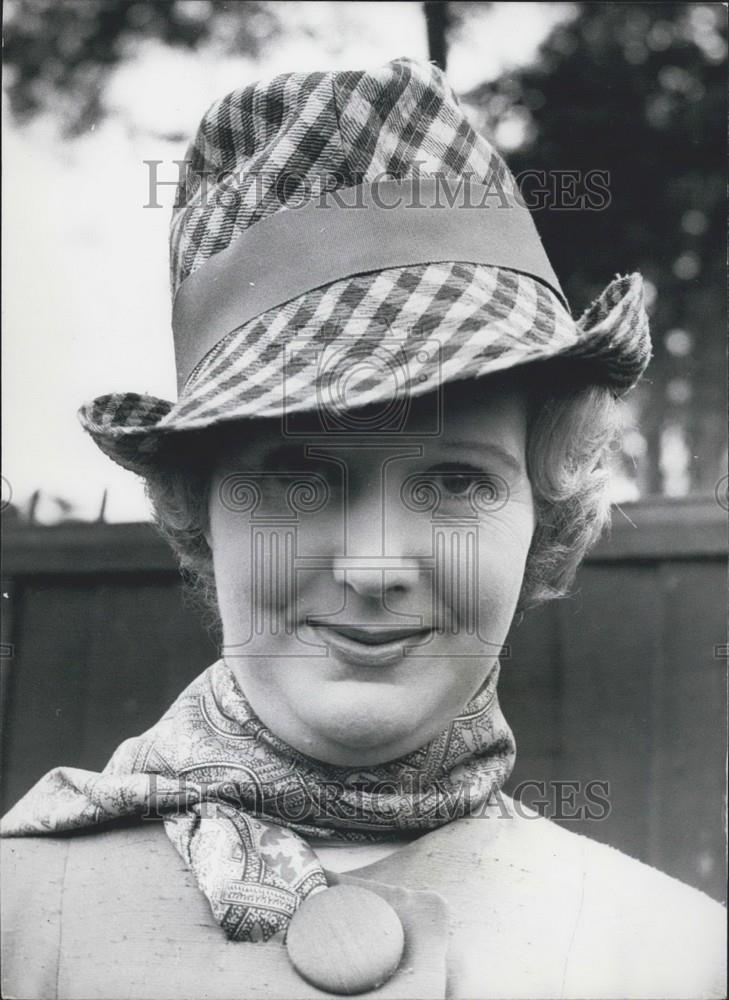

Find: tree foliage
3;0;279;136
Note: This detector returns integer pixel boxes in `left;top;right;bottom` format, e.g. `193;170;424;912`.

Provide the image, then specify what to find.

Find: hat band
172;178;566;393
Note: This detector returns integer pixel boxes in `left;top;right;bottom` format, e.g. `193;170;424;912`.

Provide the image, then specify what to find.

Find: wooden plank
0;579;17;791
648;561;728;902
1;580;93;812
589;496;726;561
551;565;661;863
82;579;216;768
1;576;217;813
501;600;564;800
3;522;177;575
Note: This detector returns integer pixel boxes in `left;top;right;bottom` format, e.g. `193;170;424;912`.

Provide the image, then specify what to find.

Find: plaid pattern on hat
169;59;515;292
79;58;651;474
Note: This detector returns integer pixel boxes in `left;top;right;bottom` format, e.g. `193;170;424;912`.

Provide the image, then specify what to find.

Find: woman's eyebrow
436;440;524;476
262;442;301;464
218;440;296;469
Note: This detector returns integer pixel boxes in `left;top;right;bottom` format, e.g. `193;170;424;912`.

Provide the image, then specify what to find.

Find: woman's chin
290;687;437;765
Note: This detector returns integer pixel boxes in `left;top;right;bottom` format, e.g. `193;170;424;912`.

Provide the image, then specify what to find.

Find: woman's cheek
210;512;254;637
475;503;534;603
481;486;534;547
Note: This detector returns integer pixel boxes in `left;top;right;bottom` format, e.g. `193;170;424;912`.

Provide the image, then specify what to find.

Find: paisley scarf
1;659;515;942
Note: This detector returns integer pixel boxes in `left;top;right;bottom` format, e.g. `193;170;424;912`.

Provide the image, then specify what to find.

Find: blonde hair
144;361;621;627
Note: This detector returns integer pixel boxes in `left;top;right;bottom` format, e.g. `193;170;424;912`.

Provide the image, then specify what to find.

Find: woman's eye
428;464;484;498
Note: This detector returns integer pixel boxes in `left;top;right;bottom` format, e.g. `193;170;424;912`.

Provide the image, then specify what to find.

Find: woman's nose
332;558;421;599
330;485;422;599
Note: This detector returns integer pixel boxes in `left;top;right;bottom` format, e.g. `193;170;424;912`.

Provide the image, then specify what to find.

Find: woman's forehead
212;375;528;459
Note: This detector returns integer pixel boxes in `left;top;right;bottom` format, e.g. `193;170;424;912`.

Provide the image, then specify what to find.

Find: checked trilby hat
80;57;651;474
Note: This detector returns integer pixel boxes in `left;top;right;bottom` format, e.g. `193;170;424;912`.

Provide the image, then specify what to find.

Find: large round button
286;885;405;995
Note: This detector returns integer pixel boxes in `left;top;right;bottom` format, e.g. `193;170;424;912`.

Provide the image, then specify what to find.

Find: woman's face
206;378;535;765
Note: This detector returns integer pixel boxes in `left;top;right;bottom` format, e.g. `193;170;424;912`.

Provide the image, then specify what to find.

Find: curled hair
144;361;621;626
521;363;620;606
143;441;218;630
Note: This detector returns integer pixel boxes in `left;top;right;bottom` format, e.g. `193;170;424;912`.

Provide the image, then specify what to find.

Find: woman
2;59;724;999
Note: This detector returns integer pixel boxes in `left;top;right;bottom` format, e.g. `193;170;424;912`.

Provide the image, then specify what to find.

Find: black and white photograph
1;2;727;998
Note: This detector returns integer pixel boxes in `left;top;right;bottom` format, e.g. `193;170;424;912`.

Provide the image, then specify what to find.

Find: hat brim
79;266;650;476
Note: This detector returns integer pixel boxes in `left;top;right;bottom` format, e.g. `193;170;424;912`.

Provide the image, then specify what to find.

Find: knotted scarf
1;659;515;942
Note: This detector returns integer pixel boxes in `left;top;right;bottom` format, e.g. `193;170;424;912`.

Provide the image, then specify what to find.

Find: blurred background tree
3;0;280;138
3;0;726;505
457;2;726;495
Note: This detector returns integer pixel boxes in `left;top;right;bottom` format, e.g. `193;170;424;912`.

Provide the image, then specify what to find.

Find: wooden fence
1;497;726;902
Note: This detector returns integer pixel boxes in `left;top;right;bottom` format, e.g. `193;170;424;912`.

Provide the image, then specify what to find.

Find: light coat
2;798;725;999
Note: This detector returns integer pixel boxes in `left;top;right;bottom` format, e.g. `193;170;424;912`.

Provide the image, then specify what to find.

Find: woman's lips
322;625;429;645
308;623;432;667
